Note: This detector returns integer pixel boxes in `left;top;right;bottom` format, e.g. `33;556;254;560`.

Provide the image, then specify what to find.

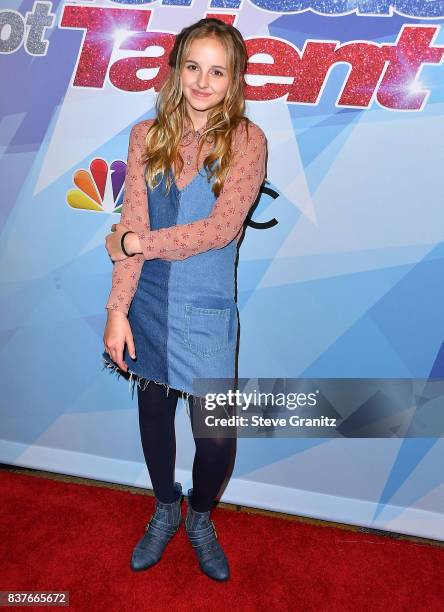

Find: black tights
137;382;237;512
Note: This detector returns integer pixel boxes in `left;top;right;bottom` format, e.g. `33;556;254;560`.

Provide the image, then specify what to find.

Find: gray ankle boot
130;481;183;571
185;488;230;581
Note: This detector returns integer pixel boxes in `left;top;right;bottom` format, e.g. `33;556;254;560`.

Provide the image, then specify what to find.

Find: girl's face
180;36;230;123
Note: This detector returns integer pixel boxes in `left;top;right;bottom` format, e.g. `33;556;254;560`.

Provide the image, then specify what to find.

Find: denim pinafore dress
102;162;238;409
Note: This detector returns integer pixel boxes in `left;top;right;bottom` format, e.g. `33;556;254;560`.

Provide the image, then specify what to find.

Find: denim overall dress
102;163;238;413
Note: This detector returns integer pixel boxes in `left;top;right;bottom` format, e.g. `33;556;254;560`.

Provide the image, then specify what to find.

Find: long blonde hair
141;18;252;197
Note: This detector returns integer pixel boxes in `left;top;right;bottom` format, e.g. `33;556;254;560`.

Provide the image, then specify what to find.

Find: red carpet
1;469;443;611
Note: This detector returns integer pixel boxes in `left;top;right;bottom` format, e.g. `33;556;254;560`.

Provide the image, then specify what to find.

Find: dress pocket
184;304;230;357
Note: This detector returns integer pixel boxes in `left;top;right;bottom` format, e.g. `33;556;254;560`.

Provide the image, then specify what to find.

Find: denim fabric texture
103;163;238;406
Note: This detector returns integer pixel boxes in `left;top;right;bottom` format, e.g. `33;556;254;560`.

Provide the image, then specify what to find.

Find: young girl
102;17;267;582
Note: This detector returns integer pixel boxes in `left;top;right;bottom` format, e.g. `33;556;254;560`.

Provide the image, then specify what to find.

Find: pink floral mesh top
106;116;268;315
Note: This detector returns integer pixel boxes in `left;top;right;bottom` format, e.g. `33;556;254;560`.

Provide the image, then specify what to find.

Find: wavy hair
141;17;252;197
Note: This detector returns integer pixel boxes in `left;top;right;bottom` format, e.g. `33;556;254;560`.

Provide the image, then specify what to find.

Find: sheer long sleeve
135;121;267;261
105;120;152;315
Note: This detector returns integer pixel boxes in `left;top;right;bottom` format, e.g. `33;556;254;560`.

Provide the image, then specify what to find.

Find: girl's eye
185;65;224;77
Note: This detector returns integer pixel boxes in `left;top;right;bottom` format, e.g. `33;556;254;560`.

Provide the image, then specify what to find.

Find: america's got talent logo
1;1;444;111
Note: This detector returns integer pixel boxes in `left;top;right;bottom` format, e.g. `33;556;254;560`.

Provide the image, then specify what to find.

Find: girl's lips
191;89;212;98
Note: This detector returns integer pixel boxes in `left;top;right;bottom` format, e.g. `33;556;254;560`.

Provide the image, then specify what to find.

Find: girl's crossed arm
121;122;267;262
105;121;152;315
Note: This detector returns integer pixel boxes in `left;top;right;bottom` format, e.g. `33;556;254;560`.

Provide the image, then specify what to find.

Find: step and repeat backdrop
1;1;444;540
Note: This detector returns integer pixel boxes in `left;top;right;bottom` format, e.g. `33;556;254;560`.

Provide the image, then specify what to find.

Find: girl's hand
103;310;136;372
105;222;132;262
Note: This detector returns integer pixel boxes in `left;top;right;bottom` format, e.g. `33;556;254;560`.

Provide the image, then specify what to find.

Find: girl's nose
197;72;209;88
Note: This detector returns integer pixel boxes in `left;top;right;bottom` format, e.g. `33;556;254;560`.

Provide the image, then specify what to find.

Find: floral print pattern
106;116;267;315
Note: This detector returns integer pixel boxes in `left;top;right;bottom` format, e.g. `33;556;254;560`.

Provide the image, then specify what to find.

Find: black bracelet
121;231;135;257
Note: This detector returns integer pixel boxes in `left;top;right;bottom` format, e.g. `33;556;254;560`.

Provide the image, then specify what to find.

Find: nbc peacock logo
66;158;126;213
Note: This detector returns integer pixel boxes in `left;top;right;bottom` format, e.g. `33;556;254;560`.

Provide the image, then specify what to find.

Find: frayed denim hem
101;357;192;420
